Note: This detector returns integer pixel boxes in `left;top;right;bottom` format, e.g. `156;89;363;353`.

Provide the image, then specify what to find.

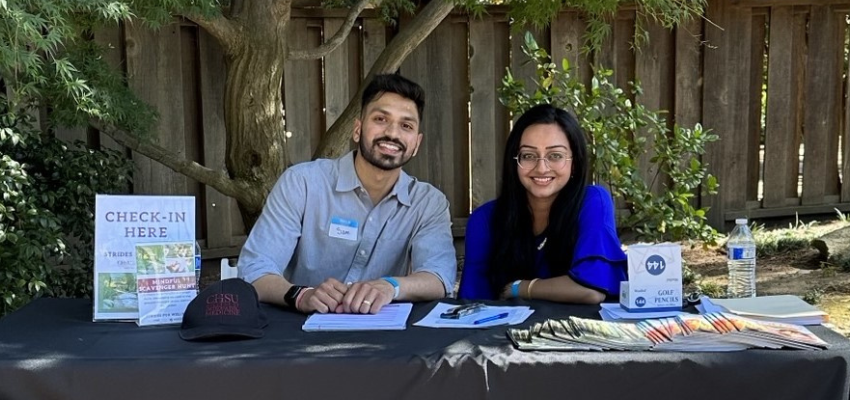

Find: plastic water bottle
727;218;756;298
194;241;202;293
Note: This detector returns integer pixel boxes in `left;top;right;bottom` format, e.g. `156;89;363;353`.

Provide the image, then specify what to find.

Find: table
1;298;848;400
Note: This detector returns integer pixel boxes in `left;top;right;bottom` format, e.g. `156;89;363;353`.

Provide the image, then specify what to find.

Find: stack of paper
302;303;413;331
599;303;687;321
414;302;534;328
698;295;828;326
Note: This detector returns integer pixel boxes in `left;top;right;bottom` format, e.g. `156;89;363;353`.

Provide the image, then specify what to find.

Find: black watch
284;285;308;308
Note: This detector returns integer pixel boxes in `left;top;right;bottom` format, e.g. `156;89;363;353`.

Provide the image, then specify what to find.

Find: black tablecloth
1;298;848;400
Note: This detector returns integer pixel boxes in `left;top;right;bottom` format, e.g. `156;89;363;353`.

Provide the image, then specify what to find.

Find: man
238;74;456;314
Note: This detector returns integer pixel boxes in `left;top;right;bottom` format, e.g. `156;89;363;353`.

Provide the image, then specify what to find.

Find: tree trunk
224;2;293;228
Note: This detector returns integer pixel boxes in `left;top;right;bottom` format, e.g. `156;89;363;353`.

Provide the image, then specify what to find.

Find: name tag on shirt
329;216;358;241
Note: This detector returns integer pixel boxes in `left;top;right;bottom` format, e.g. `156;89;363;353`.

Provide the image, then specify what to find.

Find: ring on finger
362;300;372;306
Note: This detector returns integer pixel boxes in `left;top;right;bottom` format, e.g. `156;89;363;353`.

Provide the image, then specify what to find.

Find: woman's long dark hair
487;104;589;296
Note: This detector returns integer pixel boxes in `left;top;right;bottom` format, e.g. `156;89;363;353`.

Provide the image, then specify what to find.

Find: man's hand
338;279;394;314
297;278;348;314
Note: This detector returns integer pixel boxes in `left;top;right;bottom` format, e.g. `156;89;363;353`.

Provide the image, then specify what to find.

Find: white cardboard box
620;243;682;312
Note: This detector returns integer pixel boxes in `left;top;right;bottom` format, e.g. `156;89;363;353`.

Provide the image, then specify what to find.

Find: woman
458;104;627;303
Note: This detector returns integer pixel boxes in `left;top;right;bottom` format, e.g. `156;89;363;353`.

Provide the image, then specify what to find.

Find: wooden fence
53;0;850;261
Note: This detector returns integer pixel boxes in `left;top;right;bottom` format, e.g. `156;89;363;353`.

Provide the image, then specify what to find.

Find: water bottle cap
735;218;748;225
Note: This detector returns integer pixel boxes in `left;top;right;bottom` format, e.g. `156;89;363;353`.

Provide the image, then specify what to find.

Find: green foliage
0;0;220;136
822;253;850;274
801;287;824;305
502;0;705;51
695;281;725;299
836;208;849;224
748;219;818;258
682;260;699;286
323;0;421;25
500;32;719;243
0;100;132;315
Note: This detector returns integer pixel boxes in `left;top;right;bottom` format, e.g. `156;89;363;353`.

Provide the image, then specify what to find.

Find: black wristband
284;285;307;308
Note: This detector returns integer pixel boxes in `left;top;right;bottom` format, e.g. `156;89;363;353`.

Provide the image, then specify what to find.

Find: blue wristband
382;277;400;299
510;280;521;298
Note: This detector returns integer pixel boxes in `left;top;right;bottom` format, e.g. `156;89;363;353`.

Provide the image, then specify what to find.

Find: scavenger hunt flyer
93;195;195;321
135;242;197;326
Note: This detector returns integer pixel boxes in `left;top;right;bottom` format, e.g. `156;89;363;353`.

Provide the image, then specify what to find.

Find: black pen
473;312;509;325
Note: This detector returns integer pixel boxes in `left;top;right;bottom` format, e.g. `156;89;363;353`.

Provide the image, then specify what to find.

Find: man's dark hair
361;74;425;122
487;104;589;296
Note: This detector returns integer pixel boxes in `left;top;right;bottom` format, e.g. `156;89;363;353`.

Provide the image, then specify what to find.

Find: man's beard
358;138;412;171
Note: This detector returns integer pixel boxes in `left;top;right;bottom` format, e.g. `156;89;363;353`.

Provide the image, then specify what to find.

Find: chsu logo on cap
205;293;241;316
207;293;239;304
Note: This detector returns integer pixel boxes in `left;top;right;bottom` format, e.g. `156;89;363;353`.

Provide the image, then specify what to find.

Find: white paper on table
414;302;534;328
302;303;413;331
599;302;687;321
698;295;827;326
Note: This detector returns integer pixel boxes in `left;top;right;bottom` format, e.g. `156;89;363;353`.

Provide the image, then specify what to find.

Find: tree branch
184;13;241;54
91;121;258;209
314;0;456;158
288;0;372;60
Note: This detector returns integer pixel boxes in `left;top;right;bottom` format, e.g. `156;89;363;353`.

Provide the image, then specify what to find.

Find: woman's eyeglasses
514;152;572;170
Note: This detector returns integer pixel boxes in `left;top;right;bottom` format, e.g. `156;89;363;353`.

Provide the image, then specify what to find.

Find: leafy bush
0;102;132;315
695;281;725;299
500;32;719;244
749;221;817;257
801;287;824;305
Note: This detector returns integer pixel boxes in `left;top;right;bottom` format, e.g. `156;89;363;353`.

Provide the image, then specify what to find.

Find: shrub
0;102;132;315
499;32;719;244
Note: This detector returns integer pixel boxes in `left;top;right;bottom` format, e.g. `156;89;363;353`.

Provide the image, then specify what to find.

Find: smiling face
353;92;423;171
517;123;573;205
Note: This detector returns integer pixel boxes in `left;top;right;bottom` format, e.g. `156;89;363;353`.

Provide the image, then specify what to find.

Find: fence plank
93;25;127;154
511;26;550;98
469;17;499;210
284;19;324;165
125;21;189;195
613;11;636;92
323;18;361;127
469;16;510;209
398;14;431;184
801;5;842;204
635;18;673;194
179;26;206;241
551;11;592;87
595;11;635;207
674;18;703;128
446;21;471;218
53;126;87;144
362;18;386;76
722;7;754;218
703;1;755;226
597;11;636;90
198;29;242;249
402;19;470;218
763;6;799;207
701;1;726;227
747;13;766;201
844;13;850;203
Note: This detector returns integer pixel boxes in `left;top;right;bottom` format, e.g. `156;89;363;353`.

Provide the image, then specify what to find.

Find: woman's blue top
458;185;627;300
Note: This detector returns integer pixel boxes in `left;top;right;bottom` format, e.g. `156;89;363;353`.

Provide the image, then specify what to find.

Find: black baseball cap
179;278;268;341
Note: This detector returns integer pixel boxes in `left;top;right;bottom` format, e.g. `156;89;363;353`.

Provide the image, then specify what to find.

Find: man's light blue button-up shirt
238;151;457;295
